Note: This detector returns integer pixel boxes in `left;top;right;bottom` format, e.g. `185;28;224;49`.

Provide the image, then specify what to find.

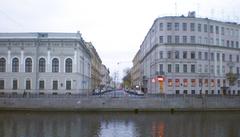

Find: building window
175;64;179;73
231;41;234;48
183;79;188;87
167;64;172;73
216;26;219;34
183;51;187;59
236;41;239;48
175;79;180;87
205;90;208;95
229;54;232;62
221;39;225;46
12;58;19;72
217;79;220;87
175;36;180;43
0;58;6;72
204;24;208;32
190;23;195;31
190;52;195;59
237;67;240;75
210;25;213;33
26;80;31;90
222;66;225;74
190;36;196;43
182;23;187;31
159;51;163;59
191;79;196;87
217;65;220;75
66;80;71;90
183;64;188;73
52;58;59;72
198;24;201;32
238;80;240;87
168;79;173;87
184;90;188;94
176;90;180;94
175;51;179;59
174;23;179;31
204;65;208;73
183;36;187;43
65;58;72;73
191;64;195;73
211;80;215;87
12;80;18;90
227;40;230;47
167;23;172;31
191;90;195;94
159;36;163;43
25;58;32;72
199;79;203;87
210;53;214;61
198;52;202;60
39;80;44;90
159;23;163;31
204;79;208;87
52;80;58;90
159;64;163;73
167;35;172;43
167;51;172;59
222;54;225;61
221;27;224;35
39;58;46;72
210;65;214;73
211;90;214;94
198;64;202;73
217;53;220;61
0;80;4;90
204;52;208;60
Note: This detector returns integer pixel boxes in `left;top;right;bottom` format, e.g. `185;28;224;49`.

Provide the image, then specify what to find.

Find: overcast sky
0;0;240;80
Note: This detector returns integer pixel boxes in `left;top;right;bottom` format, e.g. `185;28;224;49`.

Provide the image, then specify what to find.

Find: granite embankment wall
0;96;239;111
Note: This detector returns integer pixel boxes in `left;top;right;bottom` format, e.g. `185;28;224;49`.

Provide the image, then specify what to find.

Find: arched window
52;58;59;72
25;58;32;72
12;58;19;72
65;58;72;73
0;58;6;72
39;58;46;72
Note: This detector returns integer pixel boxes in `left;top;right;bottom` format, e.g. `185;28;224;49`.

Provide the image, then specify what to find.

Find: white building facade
140;14;240;95
0;32;91;94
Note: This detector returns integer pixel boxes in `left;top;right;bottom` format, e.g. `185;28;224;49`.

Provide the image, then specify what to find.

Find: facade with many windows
138;12;240;95
0;32;91;94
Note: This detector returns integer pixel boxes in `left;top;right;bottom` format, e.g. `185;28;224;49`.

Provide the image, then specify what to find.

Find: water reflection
0;111;239;137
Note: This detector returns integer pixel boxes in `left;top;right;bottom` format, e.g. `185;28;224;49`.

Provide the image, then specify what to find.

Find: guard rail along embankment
0;94;239;112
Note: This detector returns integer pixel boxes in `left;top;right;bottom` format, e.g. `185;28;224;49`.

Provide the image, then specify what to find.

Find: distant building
131;50;141;89
100;64;110;88
85;42;102;91
0;32;91;94
137;12;240;95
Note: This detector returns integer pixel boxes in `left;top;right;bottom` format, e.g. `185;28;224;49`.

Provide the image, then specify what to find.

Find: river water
0;111;239;137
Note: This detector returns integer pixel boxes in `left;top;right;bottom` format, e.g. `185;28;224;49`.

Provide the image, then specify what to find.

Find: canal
0;111;239;137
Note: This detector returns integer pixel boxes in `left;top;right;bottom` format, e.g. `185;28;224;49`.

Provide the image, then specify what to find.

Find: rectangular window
175;51;179;59
183;79;188;87
184;90;188;94
227;40;230;47
182;23;187;31
183;51;187;59
168;64;172;73
231;41;234;48
204;24;208;32
191;64;195;73
191;52;195;59
190;23;195;31
198;24;201;32
204;79;208;87
204;52;208;60
167;23;172;31
26;80;31;90
217;53;220;61
210;25;213;33
175;79;180;87
204;65;208;73
0;80;4;90
159;64;163;73
66;80;71;90
221;27;224;35
198;52;202;60
211;80;215;87
190;36;196;43
217;79;221;87
191;90;195;94
229;54;232;62
174;23;179;31
159;51;163;59
198;64;202;73
211;53;214;61
217;65;220;75
13;80;18;90
222;54;225;61
176;90;180;94
210;65;214;73
237;56;240;62
175;36;180;43
167;35;172;43
191;79;196;87
236;41;239;48
216;26;219;34
183;36;187;43
175;64;179;73
238;80;240;87
221;39;225;46
159;23;163;31
39;80;44;90
183;64;188;73
53;80;58;90
167;51;172;59
199;79;203;87
159;36;163;43
168;79;173;87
